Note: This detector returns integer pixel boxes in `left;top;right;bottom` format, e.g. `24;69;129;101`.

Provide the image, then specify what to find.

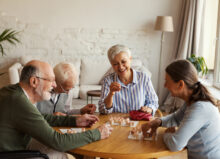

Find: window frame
213;2;220;89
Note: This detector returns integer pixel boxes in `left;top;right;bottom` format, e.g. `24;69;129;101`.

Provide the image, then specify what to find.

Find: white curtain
161;0;206;113
176;0;205;59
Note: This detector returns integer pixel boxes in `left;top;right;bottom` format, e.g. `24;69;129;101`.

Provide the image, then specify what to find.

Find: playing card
128;128;158;141
59;128;85;134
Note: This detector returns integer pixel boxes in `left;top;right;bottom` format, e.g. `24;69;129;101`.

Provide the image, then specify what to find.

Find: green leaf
6;38;16;45
0;44;5;56
187;54;208;75
191;54;196;58
0;29;11;41
0;29;21;56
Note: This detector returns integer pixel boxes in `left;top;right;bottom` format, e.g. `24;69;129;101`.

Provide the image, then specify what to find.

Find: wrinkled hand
140;106;153;114
142;118;161;138
165;127;177;133
76;114;99;127
109;82;121;95
98;124;113;139
53;112;67;116
80;104;97;114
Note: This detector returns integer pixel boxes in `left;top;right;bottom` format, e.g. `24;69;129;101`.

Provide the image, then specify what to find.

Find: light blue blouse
98;69;158;115
161;101;220;159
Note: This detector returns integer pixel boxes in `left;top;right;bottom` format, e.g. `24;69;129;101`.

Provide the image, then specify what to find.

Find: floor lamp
154;16;174;96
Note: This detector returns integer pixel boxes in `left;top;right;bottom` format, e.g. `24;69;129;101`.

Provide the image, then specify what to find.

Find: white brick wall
0;0;184;104
0;14;152;88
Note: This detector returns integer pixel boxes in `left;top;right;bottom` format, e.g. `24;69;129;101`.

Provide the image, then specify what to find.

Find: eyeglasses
59;83;74;93
35;76;55;83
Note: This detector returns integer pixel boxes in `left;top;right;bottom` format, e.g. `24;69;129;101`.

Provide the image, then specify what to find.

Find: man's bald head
20;60;54;84
19;60;56;103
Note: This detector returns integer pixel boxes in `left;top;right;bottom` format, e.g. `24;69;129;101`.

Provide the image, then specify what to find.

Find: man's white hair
107;44;131;62
53;62;77;84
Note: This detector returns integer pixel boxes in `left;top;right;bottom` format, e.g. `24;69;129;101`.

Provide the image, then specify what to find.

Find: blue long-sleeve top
161;101;220;159
98;69;158;115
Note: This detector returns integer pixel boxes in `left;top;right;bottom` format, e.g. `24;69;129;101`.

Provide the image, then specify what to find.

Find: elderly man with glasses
37;62;96;116
0;60;112;158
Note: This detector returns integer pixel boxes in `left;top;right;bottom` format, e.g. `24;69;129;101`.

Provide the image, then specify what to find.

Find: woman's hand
109;82;121;95
142;118;161;138
165;127;177;133
104;82;121;109
140;106;153;114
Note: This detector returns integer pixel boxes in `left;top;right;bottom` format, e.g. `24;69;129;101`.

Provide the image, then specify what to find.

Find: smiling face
164;73;181;97
35;64;56;101
111;51;132;79
57;78;75;94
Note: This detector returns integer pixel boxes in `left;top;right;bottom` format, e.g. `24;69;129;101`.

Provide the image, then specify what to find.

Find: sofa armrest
8;62;23;84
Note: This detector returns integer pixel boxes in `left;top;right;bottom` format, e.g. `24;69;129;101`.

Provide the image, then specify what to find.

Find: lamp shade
154;16;174;32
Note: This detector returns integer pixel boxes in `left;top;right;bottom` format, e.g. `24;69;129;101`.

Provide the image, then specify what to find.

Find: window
214;4;220;89
202;0;220;89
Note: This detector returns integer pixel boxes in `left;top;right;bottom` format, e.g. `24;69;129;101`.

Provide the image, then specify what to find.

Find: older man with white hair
37;62;96;116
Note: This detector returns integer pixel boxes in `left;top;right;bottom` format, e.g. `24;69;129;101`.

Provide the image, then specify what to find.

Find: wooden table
56;113;187;159
87;90;101;104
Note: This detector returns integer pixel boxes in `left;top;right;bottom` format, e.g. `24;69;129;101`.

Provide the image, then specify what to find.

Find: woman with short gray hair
99;44;158;114
107;44;132;61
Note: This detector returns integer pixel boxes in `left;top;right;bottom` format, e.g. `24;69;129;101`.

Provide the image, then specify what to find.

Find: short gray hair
20;65;39;84
53;62;77;84
107;44;131;62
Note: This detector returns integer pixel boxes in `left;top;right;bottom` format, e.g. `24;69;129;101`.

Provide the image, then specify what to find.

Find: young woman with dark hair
142;60;220;159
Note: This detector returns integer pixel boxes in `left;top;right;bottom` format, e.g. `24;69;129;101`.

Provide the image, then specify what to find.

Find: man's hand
142;118;161;138
80;104;97;114
76;114;99;127
53;112;67;116
98;124;113;139
140;106;153;114
109;82;121;95
165;127;177;133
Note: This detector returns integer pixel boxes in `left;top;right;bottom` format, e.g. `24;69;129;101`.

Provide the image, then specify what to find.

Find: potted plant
0;29;20;76
0;28;20;56
187;54;208;76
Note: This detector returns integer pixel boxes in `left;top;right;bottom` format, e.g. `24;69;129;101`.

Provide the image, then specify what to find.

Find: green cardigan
0;84;100;151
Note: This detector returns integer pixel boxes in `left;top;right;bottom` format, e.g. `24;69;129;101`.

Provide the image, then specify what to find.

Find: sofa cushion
8;63;23;84
71;85;80;99
80;57;111;85
66;58;81;85
79;85;102;100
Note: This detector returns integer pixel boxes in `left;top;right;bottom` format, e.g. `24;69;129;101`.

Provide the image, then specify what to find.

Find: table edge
70;148;186;159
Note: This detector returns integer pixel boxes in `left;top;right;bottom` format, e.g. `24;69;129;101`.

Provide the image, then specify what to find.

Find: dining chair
156;109;163;117
0;150;49;159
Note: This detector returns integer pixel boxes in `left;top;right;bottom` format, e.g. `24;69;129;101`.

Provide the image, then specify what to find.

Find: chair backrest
8;63;23;84
0;150;49;159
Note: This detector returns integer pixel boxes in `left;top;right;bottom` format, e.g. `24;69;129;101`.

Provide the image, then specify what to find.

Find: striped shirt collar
115;68;138;87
